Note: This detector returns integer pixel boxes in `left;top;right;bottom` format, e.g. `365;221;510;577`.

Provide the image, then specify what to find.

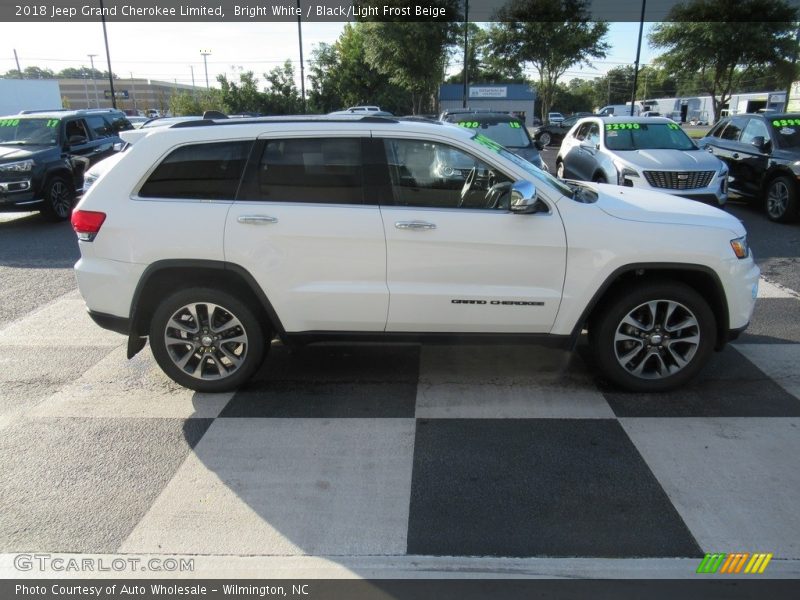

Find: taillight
71;210;106;242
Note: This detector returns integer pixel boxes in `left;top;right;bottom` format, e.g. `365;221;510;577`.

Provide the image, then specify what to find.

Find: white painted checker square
120;418;416;555
734;343;800;400
416;345;613;418
0;291;123;347
28;346;232;419
621;417;800;559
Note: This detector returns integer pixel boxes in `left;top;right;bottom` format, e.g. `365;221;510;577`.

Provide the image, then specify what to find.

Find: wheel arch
571;263;730;350
127;259;285;358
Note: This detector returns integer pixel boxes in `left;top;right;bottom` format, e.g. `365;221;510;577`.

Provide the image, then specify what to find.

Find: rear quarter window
139;141;252;200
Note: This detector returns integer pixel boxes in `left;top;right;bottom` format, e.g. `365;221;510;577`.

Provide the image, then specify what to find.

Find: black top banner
2;0;799;22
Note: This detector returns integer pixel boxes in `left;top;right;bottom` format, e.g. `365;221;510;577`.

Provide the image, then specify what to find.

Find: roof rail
18;108;71;114
169;115;400;128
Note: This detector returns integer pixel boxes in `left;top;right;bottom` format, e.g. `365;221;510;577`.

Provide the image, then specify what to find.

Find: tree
262;60;302;114
650;0;798;122
446;23;525;84
491;0;609;121
308;23;410;114
169;90;223;116
359;0;461;114
216;70;264;114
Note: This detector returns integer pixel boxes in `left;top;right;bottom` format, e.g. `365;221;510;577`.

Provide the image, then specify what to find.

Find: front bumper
618;172;728;206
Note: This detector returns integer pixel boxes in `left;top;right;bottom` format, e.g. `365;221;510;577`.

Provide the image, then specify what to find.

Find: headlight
82;172;99;193
718;163;729;177
615;162;639;186
730;236;748;259
0;159;34;173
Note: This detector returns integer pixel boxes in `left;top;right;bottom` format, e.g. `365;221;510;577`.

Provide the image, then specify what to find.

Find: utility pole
83;68;90;108
88;54;100;107
130;72;137;111
297;0;306;113
462;0;469;108
785;26;800;111
630;0;647;116
190;65;196;99
200;50;211;88
13;49;22;77
98;0;117;109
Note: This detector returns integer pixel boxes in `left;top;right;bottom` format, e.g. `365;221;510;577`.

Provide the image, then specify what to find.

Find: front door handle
395;220;436;230
238;215;278;225
732;153;739;159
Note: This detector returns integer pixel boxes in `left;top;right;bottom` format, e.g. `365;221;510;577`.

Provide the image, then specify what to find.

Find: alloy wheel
767;180;789;220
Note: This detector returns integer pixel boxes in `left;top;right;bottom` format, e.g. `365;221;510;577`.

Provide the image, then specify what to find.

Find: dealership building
439;83;537;127
58;77;201;114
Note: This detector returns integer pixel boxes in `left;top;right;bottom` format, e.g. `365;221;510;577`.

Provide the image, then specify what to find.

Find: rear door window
238;137;364;204
719;117;747;141
139;141;252;200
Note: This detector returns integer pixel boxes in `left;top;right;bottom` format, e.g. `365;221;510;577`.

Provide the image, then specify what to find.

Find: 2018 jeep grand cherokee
0;109;131;220
71;115;759;393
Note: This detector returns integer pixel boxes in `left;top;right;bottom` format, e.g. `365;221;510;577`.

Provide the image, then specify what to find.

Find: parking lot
1;188;799;577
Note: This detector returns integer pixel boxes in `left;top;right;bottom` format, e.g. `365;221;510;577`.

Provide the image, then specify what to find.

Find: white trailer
0;79;62;116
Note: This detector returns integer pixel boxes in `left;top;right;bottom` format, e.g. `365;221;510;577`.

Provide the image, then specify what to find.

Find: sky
0;21;657;88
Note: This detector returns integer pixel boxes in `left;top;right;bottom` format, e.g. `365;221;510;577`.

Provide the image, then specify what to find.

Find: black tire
589;281;716;392
539;131;552;146
149;287;268;392
40;175;76;222
764;175;799;223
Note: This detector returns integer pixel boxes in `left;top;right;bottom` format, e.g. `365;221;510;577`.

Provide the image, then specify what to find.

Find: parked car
127;116;148;128
442;111;547;171
533;114;583;146
548;112;565;125
556;116;728;206
697;113;800;222
0;109;132;220
597;104;642;117
72;115;757;393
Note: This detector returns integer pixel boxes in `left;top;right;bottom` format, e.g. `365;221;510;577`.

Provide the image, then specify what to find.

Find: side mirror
750;136;768;152
67;135;87;146
509;180;546;214
534;140;544;151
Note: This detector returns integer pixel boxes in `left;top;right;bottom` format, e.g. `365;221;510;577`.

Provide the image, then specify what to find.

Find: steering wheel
484;181;513;209
458;167;477;208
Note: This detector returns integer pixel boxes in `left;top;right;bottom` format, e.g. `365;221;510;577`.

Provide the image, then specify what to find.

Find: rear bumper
88;310;130;335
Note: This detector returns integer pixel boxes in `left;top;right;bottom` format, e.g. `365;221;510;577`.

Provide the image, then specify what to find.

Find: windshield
472;133;574;197
0;117;60;146
604;122;695;151
454;119;532;148
771;117;800;149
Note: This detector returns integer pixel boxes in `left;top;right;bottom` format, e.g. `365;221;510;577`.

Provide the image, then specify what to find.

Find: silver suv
556;117;728;205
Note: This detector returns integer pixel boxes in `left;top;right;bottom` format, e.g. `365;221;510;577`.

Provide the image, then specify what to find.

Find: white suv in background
72;115;759;393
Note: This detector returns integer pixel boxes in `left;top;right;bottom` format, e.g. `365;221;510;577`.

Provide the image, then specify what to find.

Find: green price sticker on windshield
46;119;59;128
0;119;20;127
772;118;800;127
667;123;680;130
508;122;521;128
458;121;480;128
605;123;640;130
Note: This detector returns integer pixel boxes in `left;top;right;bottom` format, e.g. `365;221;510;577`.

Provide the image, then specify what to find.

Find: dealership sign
104;90;129;99
469;87;507;98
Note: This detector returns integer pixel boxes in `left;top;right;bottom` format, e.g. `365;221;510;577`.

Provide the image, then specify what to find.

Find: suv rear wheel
149;287;268;392
590;281;716;392
40;175;76;221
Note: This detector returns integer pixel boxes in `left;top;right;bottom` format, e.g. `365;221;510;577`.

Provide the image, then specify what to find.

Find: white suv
71;115;759;393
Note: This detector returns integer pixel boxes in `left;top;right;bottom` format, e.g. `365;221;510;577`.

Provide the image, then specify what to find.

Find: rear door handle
395;220;436;230
238;215;278;225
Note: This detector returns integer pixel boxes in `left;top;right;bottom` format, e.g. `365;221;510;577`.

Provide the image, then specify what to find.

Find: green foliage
308;23;410;114
447;23;525;84
649;0;798;121
215;62;302;115
358;0;461;114
491;0;609;121
169;89;223;116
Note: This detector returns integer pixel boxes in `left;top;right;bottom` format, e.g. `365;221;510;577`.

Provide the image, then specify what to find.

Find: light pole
630;0;647;116
462;0;469;108
200;50;211;88
296;1;306;113
99;0;117;109
88;54;99;107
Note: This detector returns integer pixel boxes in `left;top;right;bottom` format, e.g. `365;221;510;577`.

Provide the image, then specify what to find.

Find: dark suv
440;111;546;171
698;113;800;222
0;109;132;221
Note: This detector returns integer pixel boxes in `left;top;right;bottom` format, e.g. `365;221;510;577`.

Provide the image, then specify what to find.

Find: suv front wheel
149;287;268;392
590;281;716;392
40;175;76;221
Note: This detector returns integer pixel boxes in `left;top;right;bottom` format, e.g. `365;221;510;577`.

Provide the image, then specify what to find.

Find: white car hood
615;148;721;171
593;184;744;235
